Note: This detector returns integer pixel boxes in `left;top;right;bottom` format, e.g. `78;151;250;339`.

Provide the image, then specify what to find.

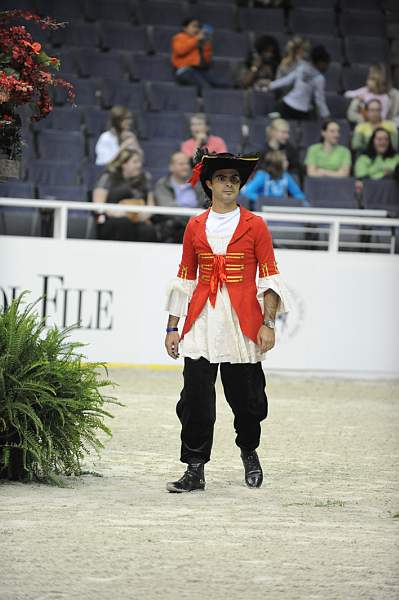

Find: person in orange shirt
171;17;215;92
164;149;290;493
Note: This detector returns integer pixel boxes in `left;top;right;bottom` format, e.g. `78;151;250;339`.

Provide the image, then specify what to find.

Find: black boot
166;463;205;493
240;449;263;488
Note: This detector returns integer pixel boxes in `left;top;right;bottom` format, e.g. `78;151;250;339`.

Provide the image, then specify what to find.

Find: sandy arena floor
1;368;399;600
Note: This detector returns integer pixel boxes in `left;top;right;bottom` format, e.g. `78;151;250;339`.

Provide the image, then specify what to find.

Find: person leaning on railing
93;148;157;242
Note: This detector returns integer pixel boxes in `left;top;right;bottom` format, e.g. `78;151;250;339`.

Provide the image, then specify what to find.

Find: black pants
277;100;310;120
176;357;268;464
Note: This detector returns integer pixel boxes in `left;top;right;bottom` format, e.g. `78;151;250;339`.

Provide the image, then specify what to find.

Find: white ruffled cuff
257;275;291;315
165;277;197;317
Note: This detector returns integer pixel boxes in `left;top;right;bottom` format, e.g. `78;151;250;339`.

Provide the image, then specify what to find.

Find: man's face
206;169;241;204
170;153;190;180
185;20;200;37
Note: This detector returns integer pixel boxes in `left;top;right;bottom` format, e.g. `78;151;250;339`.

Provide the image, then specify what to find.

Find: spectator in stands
260;117;300;176
276;36;310;79
241;150;307;206
345;65;391;124
305;120;351;178
93;148;157;242
351;99;398;153
181;114;227;160
354;128;399;192
237;35;280;91
154;151;204;243
95;106;142;166
171;17;214;92
267;46;331;120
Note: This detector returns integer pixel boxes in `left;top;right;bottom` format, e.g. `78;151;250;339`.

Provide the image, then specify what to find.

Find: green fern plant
0;292;120;485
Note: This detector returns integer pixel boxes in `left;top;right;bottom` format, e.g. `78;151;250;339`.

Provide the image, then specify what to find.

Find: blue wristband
166;327;178;333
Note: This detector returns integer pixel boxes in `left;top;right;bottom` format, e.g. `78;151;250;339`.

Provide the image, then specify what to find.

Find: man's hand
165;332;180;359
256;325;275;353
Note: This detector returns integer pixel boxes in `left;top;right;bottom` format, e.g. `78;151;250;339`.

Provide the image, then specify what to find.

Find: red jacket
171;32;212;69
177;206;279;343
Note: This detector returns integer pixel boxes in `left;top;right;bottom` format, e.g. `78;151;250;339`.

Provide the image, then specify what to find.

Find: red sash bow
209;254;227;307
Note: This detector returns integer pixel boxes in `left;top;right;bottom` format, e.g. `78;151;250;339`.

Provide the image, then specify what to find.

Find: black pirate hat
188;148;259;198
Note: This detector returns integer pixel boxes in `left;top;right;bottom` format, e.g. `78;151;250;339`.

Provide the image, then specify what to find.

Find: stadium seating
237;8;285;34
147;82;198;113
362;180;399;214
288;9;337;36
304;177;358;209
37;185;88;202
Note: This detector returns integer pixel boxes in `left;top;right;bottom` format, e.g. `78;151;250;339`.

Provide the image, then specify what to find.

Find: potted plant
0;293;119;486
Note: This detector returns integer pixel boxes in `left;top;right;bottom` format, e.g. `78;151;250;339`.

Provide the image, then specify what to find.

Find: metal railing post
52;204;68;240
328;220;339;253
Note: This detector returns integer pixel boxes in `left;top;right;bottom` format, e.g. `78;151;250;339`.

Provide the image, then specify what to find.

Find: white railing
1;197;398;254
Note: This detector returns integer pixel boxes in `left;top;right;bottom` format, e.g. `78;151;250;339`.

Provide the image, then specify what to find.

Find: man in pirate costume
165;149;290;493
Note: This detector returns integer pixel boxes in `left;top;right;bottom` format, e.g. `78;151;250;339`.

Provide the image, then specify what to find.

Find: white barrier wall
1;236;399;376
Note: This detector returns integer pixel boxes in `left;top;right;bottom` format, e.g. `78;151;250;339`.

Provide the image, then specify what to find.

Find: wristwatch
263;319;275;329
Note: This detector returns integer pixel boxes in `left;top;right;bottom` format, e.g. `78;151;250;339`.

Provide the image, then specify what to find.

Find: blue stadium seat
51;22;99;48
84;109;109;137
250;91;277;117
137;1;186;26
0;208;40;236
210;58;238;89
100;80;147;110
326;94;350;119
341;65;369;91
290;0;334;7
151;26;180;55
37;185;88;202
203;89;248;116
362;180;399;215
37;131;86;161
28;160;81;186
134;54;175;82
36;0;85;20
207;114;244;147
304;177;357;209
77;50;128;80
141;140;180;168
306;36;344;63
99;23;149;53
341;0;382;10
344;37;389;64
54;76;101;107
238;8;285;34
212;31;250;60
67;212;96;240
0;181;35;199
325;62;342;93
144;112;186;140
340;11;386;38
257;196;307;209
56;49;80;75
289;9;337;36
148;82;198;112
32;106;83;132
82;164;106;190
193;3;236;30
85;0;135;23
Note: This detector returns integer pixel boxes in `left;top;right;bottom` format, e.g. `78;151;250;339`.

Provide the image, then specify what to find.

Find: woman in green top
354;128;399;195
305;120;352;177
354;128;399;179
